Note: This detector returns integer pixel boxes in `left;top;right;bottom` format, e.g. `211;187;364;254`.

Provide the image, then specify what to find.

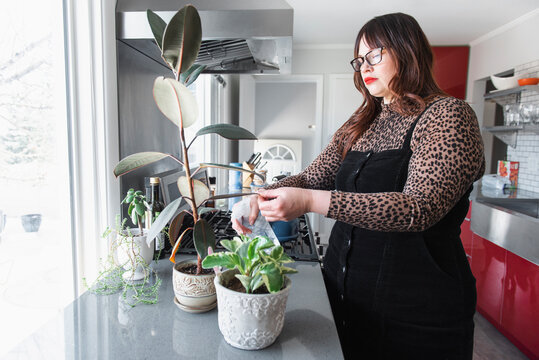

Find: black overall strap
401;98;445;151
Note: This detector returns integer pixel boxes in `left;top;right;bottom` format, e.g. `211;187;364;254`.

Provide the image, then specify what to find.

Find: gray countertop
4;256;344;359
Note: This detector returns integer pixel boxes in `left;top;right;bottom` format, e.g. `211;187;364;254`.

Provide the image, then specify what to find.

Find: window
0;0;74;355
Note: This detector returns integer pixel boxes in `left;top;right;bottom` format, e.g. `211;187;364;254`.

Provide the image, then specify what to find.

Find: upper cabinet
432;46;470;100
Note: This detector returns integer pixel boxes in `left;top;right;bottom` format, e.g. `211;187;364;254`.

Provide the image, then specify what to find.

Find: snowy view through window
0;0;74;355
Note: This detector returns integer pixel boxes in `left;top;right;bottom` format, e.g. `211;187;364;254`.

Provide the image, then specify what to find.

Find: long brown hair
340;12;445;157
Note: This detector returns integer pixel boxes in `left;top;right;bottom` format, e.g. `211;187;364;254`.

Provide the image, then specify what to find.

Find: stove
171;210;320;262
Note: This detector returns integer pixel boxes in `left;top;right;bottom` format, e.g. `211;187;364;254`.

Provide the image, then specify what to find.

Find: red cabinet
471;234;507;325
470;232;539;359
431;46;469;100
501;251;539;359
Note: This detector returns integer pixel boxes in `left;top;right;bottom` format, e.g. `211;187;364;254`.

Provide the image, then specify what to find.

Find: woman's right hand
231;194;260;235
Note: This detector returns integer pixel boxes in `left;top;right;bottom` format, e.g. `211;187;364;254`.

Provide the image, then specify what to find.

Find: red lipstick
364;77;377;85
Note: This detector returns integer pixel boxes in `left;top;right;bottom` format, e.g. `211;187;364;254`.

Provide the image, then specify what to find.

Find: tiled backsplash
505;60;539;193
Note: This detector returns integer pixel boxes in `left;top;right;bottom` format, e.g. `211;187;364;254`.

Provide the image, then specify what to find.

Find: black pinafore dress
323;101;477;359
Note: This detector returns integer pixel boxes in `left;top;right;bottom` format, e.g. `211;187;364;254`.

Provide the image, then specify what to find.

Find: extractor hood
116;0;293;74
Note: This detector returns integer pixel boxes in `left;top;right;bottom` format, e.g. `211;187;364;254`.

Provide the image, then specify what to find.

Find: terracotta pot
172;259;216;313
214;269;291;350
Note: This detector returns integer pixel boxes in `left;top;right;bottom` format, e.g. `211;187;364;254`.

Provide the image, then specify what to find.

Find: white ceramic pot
116;228;154;281
172;259;217;313
215;269;291;350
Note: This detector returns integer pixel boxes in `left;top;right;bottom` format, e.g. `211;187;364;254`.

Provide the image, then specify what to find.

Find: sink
478;198;539;219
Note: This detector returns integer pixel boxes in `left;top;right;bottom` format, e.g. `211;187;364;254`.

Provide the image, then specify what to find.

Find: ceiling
287;0;539;47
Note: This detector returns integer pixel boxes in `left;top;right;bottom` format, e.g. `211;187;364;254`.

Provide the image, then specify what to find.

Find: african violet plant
202;235;297;294
113;5;263;274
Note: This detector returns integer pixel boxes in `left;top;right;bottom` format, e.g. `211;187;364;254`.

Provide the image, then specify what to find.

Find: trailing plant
83;216;161;307
202;235;297;294
113;5;263;274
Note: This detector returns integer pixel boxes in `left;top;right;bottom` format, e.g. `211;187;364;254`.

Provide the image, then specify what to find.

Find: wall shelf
484;85;539;106
484;125;539;148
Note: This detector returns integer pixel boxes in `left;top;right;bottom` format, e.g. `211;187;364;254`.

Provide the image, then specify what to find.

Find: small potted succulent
113;5;262;312
202;235;297;350
116;189;154;282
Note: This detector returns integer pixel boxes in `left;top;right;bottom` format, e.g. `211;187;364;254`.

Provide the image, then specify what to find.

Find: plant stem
176;70;201;274
137;215;144;235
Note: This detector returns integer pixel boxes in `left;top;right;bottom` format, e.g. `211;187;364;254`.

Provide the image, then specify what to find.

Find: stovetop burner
171;210;320;262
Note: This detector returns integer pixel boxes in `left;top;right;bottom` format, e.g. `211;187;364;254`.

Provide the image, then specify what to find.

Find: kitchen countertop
470;180;539;265
4;256;344;359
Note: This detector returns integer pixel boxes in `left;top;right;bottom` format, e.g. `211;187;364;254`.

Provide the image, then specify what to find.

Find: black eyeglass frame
350;46;385;72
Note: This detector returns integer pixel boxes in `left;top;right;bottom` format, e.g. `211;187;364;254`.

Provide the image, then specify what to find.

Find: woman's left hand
257;187;312;222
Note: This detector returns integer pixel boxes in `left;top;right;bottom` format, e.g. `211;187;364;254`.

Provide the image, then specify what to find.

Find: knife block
242;162;255;188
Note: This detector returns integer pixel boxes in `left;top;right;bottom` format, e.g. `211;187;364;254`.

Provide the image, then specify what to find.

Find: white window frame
63;0;119;295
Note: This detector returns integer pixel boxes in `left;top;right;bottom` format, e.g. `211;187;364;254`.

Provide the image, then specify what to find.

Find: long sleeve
326;97;485;231
265;129;346;191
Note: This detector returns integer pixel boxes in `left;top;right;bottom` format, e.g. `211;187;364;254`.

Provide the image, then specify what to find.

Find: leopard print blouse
267;96;485;232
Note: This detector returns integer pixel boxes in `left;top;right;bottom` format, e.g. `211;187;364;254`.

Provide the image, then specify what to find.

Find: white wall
292;47;353;75
467;9;539;110
255;82;317;169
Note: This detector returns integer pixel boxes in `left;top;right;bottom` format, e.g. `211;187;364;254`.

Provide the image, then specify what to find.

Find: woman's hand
231;194;260;235
257;187;314;222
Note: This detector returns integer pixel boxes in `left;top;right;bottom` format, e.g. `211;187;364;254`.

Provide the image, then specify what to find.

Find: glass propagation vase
519;103;534;124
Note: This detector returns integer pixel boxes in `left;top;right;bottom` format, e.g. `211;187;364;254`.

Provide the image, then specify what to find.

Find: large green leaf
255;237;274;252
202;252;240;270
260;263;283;293
177;176;210;208
162;4;201;74
146;10;167;51
196;124;257;140
145;197;183;247
270;245;284;260
220;238;243;253
193;218;215;260
237;242;250;270
250;274;264;292
180;64;207;87
281;266;298;274
153;77;198;128
235;274;253;293
113;152;171;177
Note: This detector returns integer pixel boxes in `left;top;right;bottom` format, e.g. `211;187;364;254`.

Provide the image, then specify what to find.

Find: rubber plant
113;5;263;274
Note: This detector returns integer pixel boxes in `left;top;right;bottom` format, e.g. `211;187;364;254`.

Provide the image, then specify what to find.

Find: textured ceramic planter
172;259;216;313
215;269;291;350
116;229;154;281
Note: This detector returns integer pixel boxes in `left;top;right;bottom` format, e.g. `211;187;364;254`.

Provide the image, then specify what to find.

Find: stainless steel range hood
116;0;293;74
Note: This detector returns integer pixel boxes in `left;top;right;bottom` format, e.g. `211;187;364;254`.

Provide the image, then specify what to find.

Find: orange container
497;161;519;187
518;78;539;86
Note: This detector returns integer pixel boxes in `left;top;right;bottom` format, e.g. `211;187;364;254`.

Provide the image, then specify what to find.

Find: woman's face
358;37;397;104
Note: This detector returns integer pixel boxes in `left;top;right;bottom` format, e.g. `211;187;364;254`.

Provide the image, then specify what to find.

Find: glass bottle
145;177;166;259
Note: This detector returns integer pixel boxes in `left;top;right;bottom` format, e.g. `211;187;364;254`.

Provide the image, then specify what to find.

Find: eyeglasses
350;47;385;72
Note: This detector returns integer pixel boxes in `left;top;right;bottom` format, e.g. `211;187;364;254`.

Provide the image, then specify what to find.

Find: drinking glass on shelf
519;103;534;124
533;104;539;125
504;104;520;126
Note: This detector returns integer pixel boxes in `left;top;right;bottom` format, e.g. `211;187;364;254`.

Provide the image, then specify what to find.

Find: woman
234;12;484;359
